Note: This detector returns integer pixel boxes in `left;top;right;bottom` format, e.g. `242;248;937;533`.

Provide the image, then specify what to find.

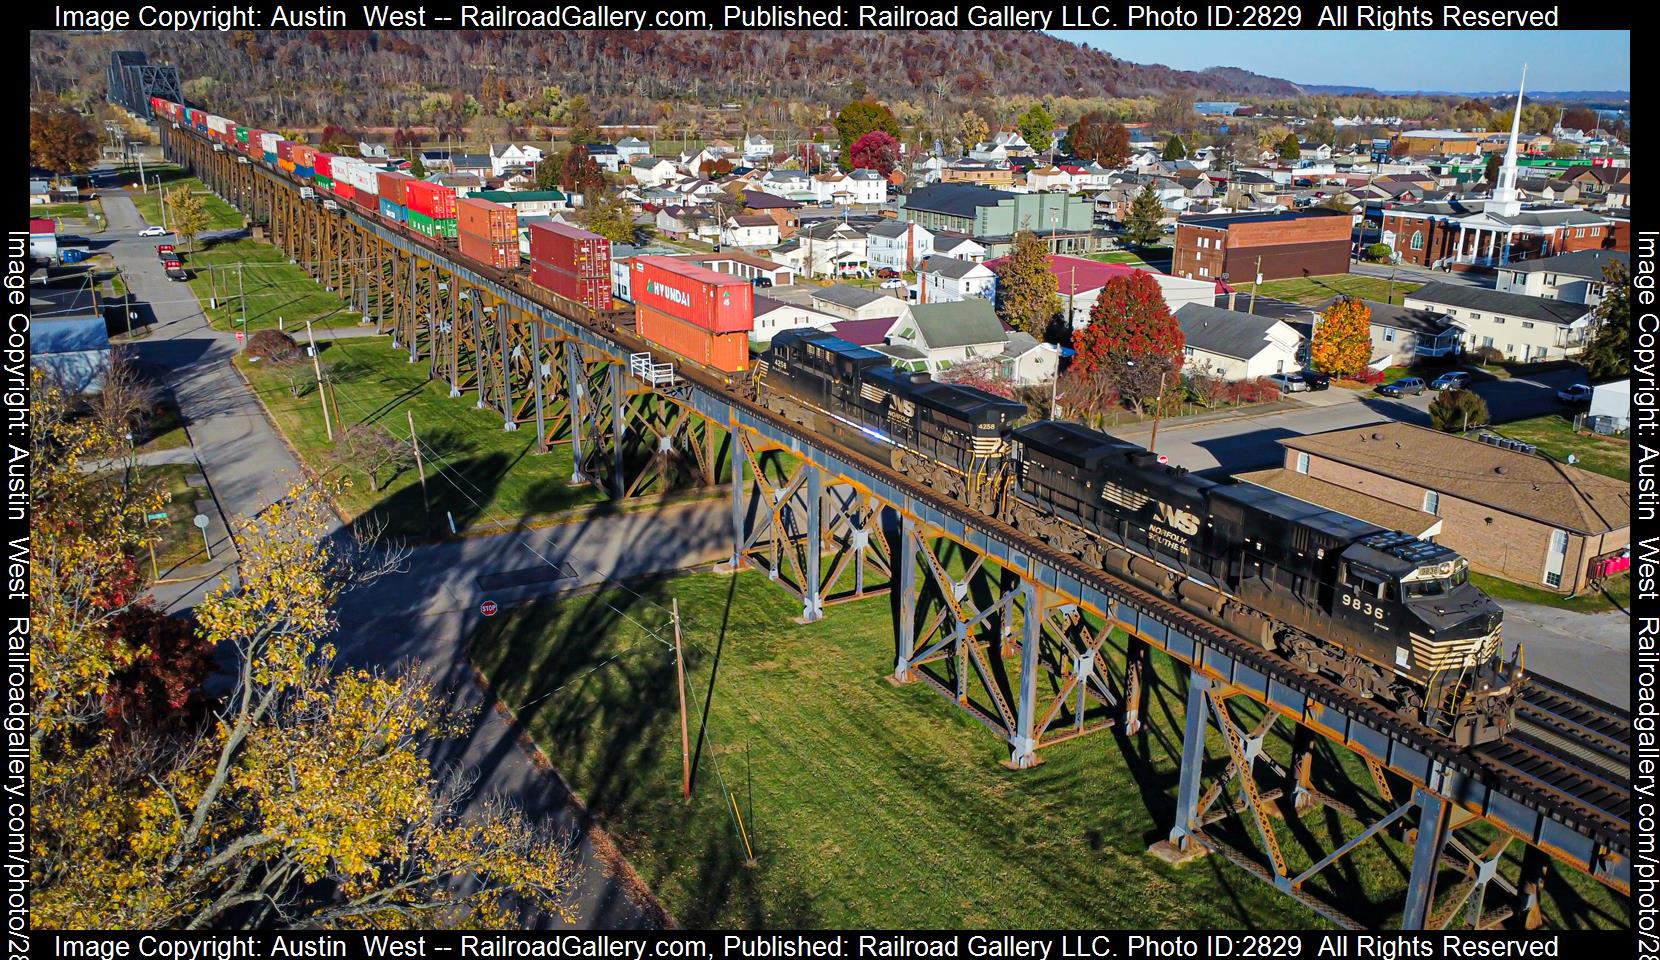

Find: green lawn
471;569;1628;930
128;177;243;233
1481;413;1630;481
137;391;189;453
31;202;87;221
236;335;604;537
1472;571;1630;614
1087;251;1156;268
181;238;363;332
142;463;212;573
1254;274;1424;307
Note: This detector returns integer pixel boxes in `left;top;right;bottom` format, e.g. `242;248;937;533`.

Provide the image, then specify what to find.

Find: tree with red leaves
850;130;901;176
1072;271;1184;412
1066;111;1131;166
934;357;1015;399
104;605;214;735
560;148;605;197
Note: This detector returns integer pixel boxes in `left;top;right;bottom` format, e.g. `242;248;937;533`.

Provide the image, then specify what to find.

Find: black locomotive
760;328;1521;746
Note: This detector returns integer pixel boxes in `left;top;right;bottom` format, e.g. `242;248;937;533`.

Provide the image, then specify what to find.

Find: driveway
1500;602;1629;709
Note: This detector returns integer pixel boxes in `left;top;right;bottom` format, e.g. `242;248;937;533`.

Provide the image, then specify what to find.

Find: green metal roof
473;189;565;203
907;299;1007;349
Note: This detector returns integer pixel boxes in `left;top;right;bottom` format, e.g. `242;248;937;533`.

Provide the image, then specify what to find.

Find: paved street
1349;258;1497;289
108;187;667;928
1503;602;1630;709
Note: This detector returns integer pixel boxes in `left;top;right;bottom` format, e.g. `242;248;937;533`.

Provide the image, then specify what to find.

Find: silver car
1268;373;1308;393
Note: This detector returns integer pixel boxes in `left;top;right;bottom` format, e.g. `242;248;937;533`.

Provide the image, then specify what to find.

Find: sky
1049;31;1630;93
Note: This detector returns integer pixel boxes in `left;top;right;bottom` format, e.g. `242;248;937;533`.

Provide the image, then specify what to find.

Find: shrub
1470;345;1505;365
246;329;303;365
1366;243;1394;263
1429;388;1490;432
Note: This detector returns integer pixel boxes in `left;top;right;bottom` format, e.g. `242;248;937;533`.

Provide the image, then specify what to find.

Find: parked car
750;276;773;288
139;225;169;237
1557;383;1594;404
1268;373;1308;393
1430;371;1471;391
1301;371;1331;391
1377;377;1427;397
155;243;175;261
875;267;899;279
880;278;906;290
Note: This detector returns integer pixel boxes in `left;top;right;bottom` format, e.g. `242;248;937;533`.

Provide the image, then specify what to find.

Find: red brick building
1172;208;1353;283
1380;201;1612;270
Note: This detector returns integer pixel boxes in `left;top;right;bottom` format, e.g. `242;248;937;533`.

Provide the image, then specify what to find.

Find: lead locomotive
760;328;1520;746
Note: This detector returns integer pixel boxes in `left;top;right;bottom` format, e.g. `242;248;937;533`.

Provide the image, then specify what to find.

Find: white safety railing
630;352;681;388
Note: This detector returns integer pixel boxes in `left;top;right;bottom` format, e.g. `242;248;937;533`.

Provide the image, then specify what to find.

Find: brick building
1262;423;1628;595
1172;208;1352;283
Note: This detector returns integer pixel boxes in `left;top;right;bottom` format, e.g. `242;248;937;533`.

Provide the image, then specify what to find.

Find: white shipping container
259;133;281;153
207;115;230;134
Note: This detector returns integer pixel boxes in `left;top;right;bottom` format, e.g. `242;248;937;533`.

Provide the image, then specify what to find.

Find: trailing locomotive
760;329;1521;747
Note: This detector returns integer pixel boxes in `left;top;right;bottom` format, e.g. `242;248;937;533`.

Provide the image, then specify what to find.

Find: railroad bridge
161;124;1631;931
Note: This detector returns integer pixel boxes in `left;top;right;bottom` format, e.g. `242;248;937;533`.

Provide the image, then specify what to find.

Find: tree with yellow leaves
1311;297;1374;377
33;478;575;928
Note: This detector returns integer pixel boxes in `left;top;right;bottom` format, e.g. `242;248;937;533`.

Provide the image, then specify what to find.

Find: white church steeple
1490;65;1527;217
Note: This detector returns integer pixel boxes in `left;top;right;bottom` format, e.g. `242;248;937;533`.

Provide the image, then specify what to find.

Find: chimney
1228;291;1238;311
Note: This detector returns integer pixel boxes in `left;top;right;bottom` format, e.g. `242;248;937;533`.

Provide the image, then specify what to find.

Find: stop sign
480;600;498;617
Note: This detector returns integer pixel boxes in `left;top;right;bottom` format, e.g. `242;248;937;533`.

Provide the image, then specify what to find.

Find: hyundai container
631;256;753;334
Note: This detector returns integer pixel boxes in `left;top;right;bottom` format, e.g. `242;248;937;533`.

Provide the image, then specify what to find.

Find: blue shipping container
263;152;277;164
379;198;405;222
295;165;314;180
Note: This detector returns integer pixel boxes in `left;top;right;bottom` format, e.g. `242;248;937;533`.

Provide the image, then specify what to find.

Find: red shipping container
459;230;522;270
636;305;750;374
315;153;335;178
406;181;457;219
532;261;611;310
293;144;317;167
276;140;295;162
353;189;377;213
457;197;517;243
335;181;356;203
245;130;264;156
528;221;610;278
377;171;413;206
631;256;753;334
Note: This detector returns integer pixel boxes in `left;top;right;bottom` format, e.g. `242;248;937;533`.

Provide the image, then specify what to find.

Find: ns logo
1153;503;1201;536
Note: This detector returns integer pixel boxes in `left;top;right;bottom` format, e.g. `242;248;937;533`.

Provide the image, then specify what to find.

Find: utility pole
1148;370;1168;455
674;598;691;800
1248;254;1262;315
1385;261;1399;305
306;320;333;441
408;410;428;513
238;263;246;332
158;177;168;231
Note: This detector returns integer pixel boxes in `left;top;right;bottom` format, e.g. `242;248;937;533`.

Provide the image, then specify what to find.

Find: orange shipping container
456;196;517;243
636;305;750;374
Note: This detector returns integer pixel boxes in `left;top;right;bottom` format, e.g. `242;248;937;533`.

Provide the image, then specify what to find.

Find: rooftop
1178;208;1351;229
1175;304;1289;361
1317;298;1456;336
813;285;890;310
1497;248;1629;279
902;182;1018;219
1281;422;1629;535
1404;282;1591;326
906;299;1007;349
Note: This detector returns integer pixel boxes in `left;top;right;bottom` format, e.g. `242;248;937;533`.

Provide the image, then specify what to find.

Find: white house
1175;304;1304;381
1404;282;1595;362
866;221;934;273
629;157;680;188
968;142;1009;163
810;284;909;322
916;255;995;304
489;142;544;177
845;169;887;204
1026;166;1073;192
1494;250;1628;307
880;299;1057;387
721;215;780;249
751;295;836;345
615;137;652;163
357;139;389;159
932;235;987;263
787;219;869;278
983;254;1215;332
743;134;774;163
756;169;810;198
656;206;720;243
585;143;624;174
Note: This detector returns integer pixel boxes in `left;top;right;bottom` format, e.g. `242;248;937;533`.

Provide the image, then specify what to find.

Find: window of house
1506;344;1515;356
1491;316;1502;324
1410;231;1423;250
1423;490;1440;515
1295;452;1310;474
1199;266;1209;277
1522;321;1534;329
1183;346;1195;358
1383;327;1396;343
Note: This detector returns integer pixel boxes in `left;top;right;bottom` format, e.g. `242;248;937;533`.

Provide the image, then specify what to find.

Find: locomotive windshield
1400;557;1470;599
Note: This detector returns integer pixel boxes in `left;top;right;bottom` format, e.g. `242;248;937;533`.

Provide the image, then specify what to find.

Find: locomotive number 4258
1341;592;1385;619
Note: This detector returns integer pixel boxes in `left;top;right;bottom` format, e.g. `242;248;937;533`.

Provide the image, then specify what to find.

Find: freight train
157;99;1519;745
759;328;1521;747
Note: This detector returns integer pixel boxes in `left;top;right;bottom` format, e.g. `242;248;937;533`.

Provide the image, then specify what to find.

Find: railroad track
192;129;1634;861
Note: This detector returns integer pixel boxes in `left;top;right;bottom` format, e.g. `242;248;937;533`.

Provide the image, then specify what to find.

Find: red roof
29;219;54;235
828;317;900;346
983;253;1165;296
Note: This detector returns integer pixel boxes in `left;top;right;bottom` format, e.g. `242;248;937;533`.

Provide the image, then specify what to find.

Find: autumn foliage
1066;111;1131;166
1311;297;1374;377
850;130;901;176
30;107;99;173
1071;272;1184;412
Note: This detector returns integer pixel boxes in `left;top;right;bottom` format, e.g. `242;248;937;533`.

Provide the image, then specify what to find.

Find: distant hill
33;29;1304;130
1304;82;1629;102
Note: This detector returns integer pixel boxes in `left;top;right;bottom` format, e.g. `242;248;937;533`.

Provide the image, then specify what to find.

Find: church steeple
1490;65;1527;216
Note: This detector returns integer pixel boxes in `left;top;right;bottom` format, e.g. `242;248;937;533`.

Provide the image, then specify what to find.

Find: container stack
333;158;380;211
244;130;263;158
275;140;295;173
292;144;317;181
457;196;520;270
377;171;413;223
629;256;753;373
406;181;458;239
260;133;281;164
528;222;613;310
314;153;336;191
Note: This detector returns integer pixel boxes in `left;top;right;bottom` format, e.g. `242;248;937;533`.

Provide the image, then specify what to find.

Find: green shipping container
235;127;249;143
315;175;334;190
436;217;457;239
409;211;458;239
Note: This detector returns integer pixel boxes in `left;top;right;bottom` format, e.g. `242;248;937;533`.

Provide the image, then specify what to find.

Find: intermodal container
531;261;612;311
379;198;405;223
276;140;295;162
235;127;249;143
295;165;315;181
315;175;335;191
293;144;317;168
406;181;457;220
315;153;335;178
457;197;517;244
459;230;521;270
332;180;353;202
528;221;610;278
407;211;458;240
635;305;750;373
377;171;413;207
630;256;753;334
352;189;377;214
278;158;296;174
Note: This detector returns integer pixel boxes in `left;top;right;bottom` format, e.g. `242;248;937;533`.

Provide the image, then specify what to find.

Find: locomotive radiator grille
971;436;1007;458
1100;481;1151;512
860;383;887;404
1409;632;1488;671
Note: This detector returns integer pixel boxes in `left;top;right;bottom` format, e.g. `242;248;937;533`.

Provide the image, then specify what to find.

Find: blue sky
1049;31;1630;92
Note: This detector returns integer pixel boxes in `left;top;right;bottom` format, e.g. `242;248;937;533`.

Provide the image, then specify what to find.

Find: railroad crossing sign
479;600;498;617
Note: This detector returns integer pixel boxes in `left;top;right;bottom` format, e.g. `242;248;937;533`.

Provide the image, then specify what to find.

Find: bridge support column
728;429;746;570
499;305;517;431
1008;581;1042;769
1402;788;1451;930
801;464;823;622
530;319;548;453
1291;723;1317;811
892;513;917;683
1123;635;1148;735
566;346;586;481
608;364;625;498
1517;845;1549;929
1150;670;1212;864
471;296;487;410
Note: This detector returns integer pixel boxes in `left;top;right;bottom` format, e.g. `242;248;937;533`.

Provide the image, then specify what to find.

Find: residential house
1267;423;1628;595
810;284;909;322
655;205;720;243
750;294;836;345
740;190;803;237
880;299;1059;386
488;142;544;176
30;273;107;392
419;149;452;172
450;154;493;179
827;317;904;348
983;254;1216;331
630;157;680;188
1493;250;1628;306
898;183;1094;256
1026;166;1072;192
722;215;780;249
615;137;651;164
432;174;484;197
866;221;934;273
1175;304;1303;380
932;234;987;263
585;143;624;173
1403;282;1595;361
357;138;389;159
1316;298;1461;370
940;161;1017;188
28;179;50;205
845;169;888;204
786;219;869;278
915;256;995;304
690;251;795;288
742;134;774;163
